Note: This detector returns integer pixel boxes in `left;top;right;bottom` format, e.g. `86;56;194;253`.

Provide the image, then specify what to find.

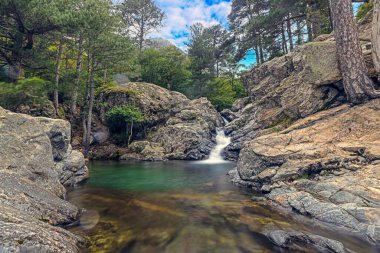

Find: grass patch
294;174;310;181
268;116;294;132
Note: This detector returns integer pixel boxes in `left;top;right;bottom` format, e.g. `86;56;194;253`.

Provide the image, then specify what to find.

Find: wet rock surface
96;82;223;161
0;107;88;252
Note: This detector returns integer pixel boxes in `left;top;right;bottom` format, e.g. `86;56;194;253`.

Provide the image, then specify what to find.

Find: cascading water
199;118;231;164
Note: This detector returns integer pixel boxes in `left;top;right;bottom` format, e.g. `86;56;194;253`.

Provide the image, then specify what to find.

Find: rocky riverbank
231;101;380;245
0;107;89;252
226;11;380;248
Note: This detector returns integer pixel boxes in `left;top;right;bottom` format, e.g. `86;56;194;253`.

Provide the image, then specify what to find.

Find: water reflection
67;161;377;253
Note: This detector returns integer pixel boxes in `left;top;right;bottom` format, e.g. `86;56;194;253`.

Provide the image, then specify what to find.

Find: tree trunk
296;20;303;45
287;15;294;51
373;0;380;80
216;60;220;77
330;0;380;103
254;46;260;65
258;35;264;63
71;37;83;115
82;116;87;148
84;56;96;153
125;121;129;146
306;19;313;42
128;119;134;147
8;60;22;82
139;26;144;52
54;38;64;116
8;32;24;81
282;24;288;53
310;0;322;38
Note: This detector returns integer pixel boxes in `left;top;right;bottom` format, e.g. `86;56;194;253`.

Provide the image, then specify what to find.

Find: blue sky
151;0;232;50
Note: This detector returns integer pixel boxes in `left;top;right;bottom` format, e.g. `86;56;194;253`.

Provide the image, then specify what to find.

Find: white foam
199;128;231;164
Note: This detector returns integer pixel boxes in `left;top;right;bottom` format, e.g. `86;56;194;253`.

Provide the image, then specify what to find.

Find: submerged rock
0;107;89;252
96;82;223;161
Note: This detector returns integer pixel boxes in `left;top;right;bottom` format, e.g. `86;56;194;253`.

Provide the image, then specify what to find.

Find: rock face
96;82;223;161
264;230;355;253
235;100;380;244
224;13;376;161
224;41;345;160
0;107;89;252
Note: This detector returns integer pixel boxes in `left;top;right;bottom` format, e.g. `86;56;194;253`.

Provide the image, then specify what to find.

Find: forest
0;0;372;116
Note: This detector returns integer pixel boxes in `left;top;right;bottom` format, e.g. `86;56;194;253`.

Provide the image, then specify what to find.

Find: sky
151;0;232;50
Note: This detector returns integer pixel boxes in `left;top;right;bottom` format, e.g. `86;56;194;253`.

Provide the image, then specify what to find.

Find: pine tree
330;0;380;103
119;0;165;51
0;0;79;81
373;0;380;80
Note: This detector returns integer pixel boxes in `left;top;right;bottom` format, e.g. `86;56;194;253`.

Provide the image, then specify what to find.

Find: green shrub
106;106;144;125
204;77;247;111
0;77;50;110
95;82;117;95
105;106;144;145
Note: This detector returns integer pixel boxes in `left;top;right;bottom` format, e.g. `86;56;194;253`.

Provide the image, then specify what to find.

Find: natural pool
67;161;377;253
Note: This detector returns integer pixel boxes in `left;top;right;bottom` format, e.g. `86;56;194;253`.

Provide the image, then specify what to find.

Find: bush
105;106;144;145
0;77;50;110
204;77;247;111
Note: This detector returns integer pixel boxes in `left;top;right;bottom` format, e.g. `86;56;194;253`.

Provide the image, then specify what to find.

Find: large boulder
147;98;221;160
235;100;380;244
97;82;189;128
0;107;89;252
96;82;223;161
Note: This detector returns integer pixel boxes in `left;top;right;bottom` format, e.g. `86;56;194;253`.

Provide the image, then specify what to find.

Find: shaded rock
231;97;251;112
14;101;56;118
89;144;129;160
92;127;110;145
58;150;89;187
221;109;238;122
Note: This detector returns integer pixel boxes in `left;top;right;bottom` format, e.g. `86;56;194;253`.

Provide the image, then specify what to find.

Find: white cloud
149;0;232;51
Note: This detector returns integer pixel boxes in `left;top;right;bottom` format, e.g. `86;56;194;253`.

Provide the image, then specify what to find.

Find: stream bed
67;161;377;253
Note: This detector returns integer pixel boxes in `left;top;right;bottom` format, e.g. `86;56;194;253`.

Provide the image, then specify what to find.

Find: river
66;160;377;253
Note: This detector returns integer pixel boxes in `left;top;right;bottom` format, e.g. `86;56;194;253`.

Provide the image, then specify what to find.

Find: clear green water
67;161;378;253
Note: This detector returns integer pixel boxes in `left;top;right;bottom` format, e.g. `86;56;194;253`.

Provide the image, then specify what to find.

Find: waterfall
199;127;231;164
